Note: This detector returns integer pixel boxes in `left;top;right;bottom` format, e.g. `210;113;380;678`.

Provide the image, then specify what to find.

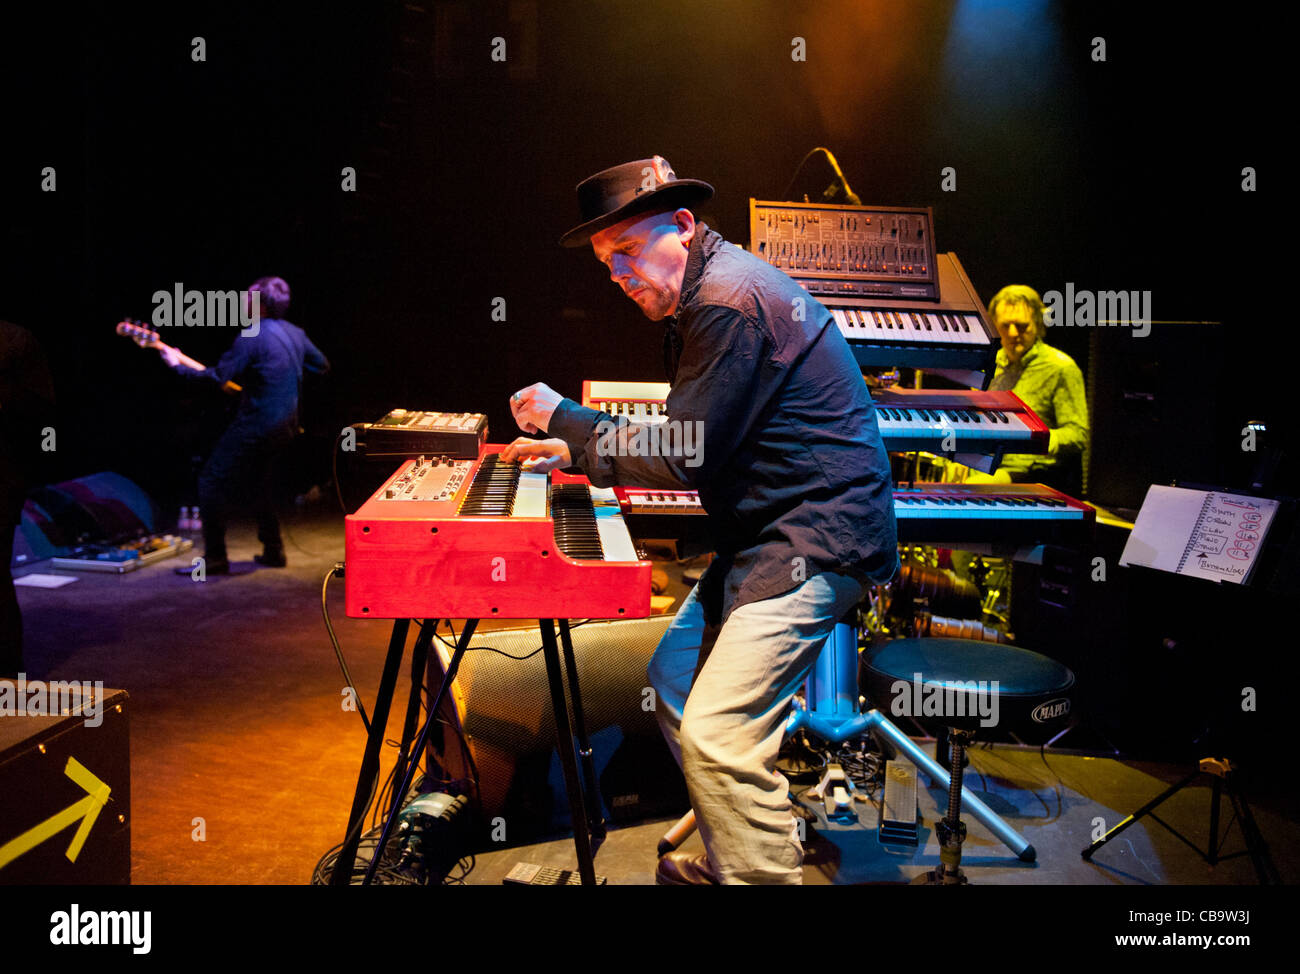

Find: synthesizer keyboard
612;483;1094;548
748;200;998;387
581;381;1049;464
890;483;1094;545
345;447;650;620
582;380;672;424
871;387;1048;455
819;253;996;388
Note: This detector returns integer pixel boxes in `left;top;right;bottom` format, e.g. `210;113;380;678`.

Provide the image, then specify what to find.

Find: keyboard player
957;285;1089;496
501;155;899;885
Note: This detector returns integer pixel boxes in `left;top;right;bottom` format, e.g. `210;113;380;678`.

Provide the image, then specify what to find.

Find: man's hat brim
559;179;714;248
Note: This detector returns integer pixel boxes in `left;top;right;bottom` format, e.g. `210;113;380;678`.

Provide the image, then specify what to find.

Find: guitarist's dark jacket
179;318;329;440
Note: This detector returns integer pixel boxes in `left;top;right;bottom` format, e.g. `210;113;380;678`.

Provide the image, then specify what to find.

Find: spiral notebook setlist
1119;486;1279;584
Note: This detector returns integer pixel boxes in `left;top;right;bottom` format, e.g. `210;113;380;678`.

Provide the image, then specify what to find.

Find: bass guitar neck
116;320;242;395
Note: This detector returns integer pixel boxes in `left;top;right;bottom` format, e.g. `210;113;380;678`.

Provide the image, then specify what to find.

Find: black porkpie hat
559;155;714;248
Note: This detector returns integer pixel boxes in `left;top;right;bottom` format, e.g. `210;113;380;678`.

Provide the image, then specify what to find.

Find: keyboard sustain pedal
806;762;860;824
878;759;920;849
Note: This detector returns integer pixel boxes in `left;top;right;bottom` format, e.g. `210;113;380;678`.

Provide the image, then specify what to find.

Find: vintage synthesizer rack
580;380;1049;468
749;200;997;387
612;483;1095;548
344;447;650;620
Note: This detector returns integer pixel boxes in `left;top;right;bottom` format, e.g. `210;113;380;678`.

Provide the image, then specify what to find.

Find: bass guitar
115;319;242;395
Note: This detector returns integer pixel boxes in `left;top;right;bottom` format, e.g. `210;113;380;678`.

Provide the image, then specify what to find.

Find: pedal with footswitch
503;862;609;886
879;760;920;848
806;762;861;823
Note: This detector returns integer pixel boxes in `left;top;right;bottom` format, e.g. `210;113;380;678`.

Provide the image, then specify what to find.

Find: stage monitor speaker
426;615;687;846
1086;324;1226;510
0;686;130;884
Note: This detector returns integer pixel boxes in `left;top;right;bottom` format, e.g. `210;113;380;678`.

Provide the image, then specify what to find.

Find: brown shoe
655;851;720;886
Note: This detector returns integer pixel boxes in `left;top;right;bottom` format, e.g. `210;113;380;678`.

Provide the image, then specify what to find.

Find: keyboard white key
512;472;549;517
829;306;989;347
590;487;639;561
875;407;1033;442
893;495;1083;521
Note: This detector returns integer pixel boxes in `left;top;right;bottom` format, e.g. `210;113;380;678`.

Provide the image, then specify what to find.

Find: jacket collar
996;336;1045;371
670;222;717;324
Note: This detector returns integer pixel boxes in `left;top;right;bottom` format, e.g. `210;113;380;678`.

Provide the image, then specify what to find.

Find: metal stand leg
1228;782;1279;884
786;622;874;743
660;627;1037;865
1082;758;1280;884
917;727;971;885
786;626;1034;860
390;620;436;818
657;734;1032;864
361;618;478;885
331;619;410;885
658;809;698;856
862;710;1035;862
558;619;607;845
539;619;598;885
1081;771;1201;863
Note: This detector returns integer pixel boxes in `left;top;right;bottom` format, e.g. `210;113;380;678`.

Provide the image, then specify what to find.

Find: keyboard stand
331;616;606;886
331;618;425;885
540;618;606;881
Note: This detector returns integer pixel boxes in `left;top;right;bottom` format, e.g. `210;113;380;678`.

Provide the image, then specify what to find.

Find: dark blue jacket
181;319;329;437
548;224;898;624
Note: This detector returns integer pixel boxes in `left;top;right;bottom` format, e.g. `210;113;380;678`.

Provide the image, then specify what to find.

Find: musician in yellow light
957;285;1089;496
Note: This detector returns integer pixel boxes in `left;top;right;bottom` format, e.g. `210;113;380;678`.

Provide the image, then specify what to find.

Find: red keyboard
345;445;651;620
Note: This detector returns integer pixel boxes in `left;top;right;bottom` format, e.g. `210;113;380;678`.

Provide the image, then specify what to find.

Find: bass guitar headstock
116;319;161;347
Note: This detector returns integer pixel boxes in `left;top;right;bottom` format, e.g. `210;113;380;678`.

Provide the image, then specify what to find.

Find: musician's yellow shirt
989;338;1089;489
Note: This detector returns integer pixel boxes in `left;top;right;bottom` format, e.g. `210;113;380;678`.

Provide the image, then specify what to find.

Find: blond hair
988;284;1046;334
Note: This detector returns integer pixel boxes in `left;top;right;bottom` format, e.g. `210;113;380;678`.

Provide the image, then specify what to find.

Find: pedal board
49;534;193;574
503;862;608;886
878;759;919;848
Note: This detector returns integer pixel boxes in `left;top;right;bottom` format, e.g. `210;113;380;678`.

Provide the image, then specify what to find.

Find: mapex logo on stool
1031;698;1071;723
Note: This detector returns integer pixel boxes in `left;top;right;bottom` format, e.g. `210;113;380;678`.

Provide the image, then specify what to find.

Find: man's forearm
1049;423;1088;457
546;398;694;490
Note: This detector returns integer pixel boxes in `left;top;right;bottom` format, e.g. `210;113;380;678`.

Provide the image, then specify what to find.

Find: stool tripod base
911;867;969;886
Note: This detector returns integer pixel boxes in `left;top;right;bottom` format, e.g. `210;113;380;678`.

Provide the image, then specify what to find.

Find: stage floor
14;506;1298;886
464;744;1295;885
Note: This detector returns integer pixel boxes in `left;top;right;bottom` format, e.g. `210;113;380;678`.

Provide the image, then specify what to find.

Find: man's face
994;302;1038;363
590;208;694;321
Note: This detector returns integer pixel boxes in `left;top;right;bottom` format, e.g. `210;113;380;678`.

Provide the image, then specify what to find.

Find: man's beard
627;279;672;320
1006;337;1033;361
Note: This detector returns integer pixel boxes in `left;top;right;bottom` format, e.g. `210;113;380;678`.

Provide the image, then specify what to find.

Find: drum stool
860;637;1074;884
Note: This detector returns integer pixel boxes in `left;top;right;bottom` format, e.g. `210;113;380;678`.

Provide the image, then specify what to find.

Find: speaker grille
428;615;687;844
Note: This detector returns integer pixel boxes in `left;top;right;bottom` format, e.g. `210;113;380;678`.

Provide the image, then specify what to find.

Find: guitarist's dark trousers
197;419;293;565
